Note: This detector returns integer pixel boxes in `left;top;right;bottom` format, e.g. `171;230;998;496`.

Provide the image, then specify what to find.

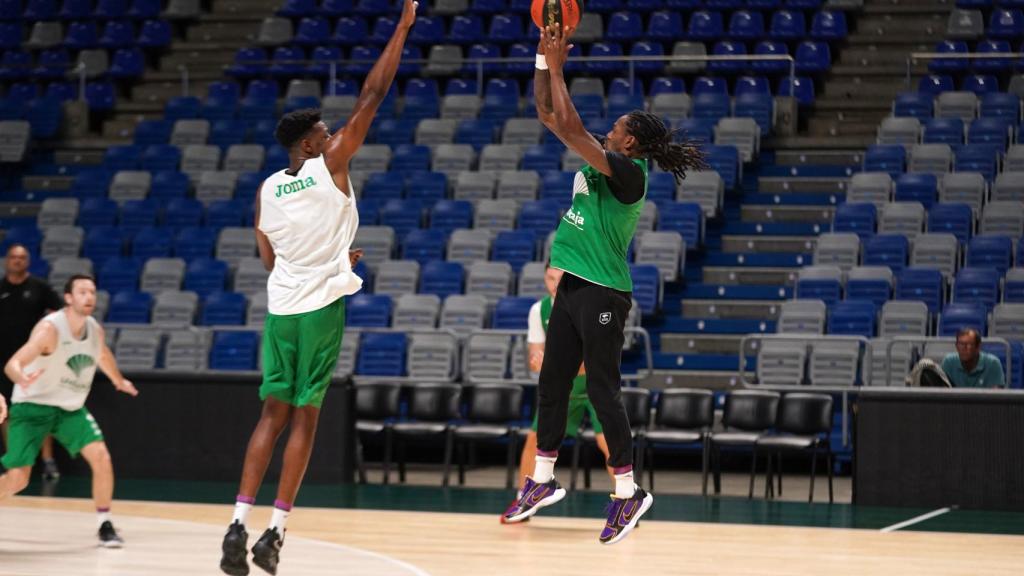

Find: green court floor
16;477;1024;536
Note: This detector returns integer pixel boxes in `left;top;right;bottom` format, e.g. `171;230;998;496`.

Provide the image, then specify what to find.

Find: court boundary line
879;507;952;533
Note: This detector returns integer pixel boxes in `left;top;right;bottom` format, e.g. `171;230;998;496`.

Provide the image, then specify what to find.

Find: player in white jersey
219;1;419;574
0;274;138;547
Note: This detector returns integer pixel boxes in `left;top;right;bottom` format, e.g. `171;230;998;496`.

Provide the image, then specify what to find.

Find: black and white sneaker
98;521;124;548
41;459;60;481
251;528;283;576
220;521;249;576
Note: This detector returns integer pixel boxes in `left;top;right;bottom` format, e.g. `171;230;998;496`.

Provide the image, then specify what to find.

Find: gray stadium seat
432;144;476;176
496;170;540;202
946;9;984;40
247;292;268;325
908;144;952;175
880;300;929;337
76;49;109;78
115;328;162;370
163;0;200;18
1009;75;1024;100
778;299;827;334
25;22;62;49
140;257;186;293
109;170;152;202
569;77;605;97
48;257;93;292
992;172;1024;202
923;340;956;364
454;170;498;200
757;340;807;386
180;145;221;179
715;118;761;162
233;257;269;296
40;226;83;261
424;45;463;76
440;294;488;337
447;229;491;265
224;144;265;173
37;198;80;228
980;201;1024;236
517;262;547;300
474;199;518;232
408;334;457;380
813;233;860;271
351;144;391;173
255;17;292;45
798;264;844;286
562;148;584;171
93;289;109;321
353;226;395;268
322;95;358;128
572;13;604;43
216;227;256;265
846;172;893;208
416;119;458;146
196;170;238;204
170;119;210;146
910;233;959;278
847;265;893;291
869;337;912;386
433;0;468;15
935;91;978;122
392;293;440;330
333;329;359;376
441;94;482;120
502;119;542;145
467;261;513;304
876;117;920;147
809;340;862;387
879;202;926;239
0;121;31;162
635;231;685;281
464;334;511;380
374;260;420;299
1004;145;1024;172
677;170;723;217
666;41;707;74
152;290;198;327
990;303;1024;342
478;144;523;172
651;93;693;123
939;172;986;215
164;329;209;371
285;79;320;100
636;201;658;232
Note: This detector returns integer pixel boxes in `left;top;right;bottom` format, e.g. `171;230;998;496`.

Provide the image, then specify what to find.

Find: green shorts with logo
1;402;104;469
531;375;603;437
260;296;345;409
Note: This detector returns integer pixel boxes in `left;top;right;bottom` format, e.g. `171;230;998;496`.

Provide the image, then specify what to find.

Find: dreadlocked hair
275;108;322;149
625;111;707;183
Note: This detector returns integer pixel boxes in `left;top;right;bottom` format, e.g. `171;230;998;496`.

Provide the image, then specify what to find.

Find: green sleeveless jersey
550;158;648;292
539;296;588;399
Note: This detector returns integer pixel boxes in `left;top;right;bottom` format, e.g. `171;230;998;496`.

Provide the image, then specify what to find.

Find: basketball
531;0;582;32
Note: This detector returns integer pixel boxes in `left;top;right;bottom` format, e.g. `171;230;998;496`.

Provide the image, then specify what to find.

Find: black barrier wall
82;372;357;484
855;389;1024;512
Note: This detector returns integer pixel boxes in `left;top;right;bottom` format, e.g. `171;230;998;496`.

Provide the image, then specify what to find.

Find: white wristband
535;53;548;70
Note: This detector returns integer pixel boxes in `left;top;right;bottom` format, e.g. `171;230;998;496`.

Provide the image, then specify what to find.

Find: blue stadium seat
269;46;307;78
402;229;447;266
209;331;260;370
974;39;1013;74
120;199;160;233
693;92;730;123
374;118;416;147
980;93;1021;123
316;0;351;15
608;93;645;118
151;170;189;200
346;294;392;327
209;119;248;149
728;10;764;40
688;10;724;40
675;118;716;145
657;202;703;248
25;98;62;138
106;291;152;324
491;230;536;271
954;146;998;181
380;199;424;241
174;227;217;262
450;14;485;44
629;41;664;73
409;15;444;45
492;296;533;329
60;0;93;20
828;300;877;337
810;10;846;40
445;78;477;96
630;264;662;314
928;203;973;245
363;172;404;201
939;302;987;336
929;41;968;74
109;48;145;79
226;48;267;78
967;117;1011;151
896;267;945;313
79;198;118;228
131;226;173;260
85;82;116;111
72;168;114;199
489;13;524;44
522;145;564;172
64;21;98;50
795;40;830;74
796;271;842;305
862;144;905;176
517;199;562;236
136;19;171;48
703;145;739;190
539;171;574;203
420;260;464;299
846;273;892;307
356;332;407;376
707;40;746;74
1005;269;1024;302
332;16;368;46
607;11;644;42
734;93;774;136
894;173;938;209
104;145;141;171
23;0;58;19
185;258;228;297
165;96;201;122
406;171;447;203
277;0;316;16
357;198;381;225
833;203;877;240
918;74;954;96
0;50;32;81
922;117;964;148
961;74;999;96
45;81;78;103
308;45;343;77
967;235;1013;274
988;8;1024;39
3;226;42;256
953;266;1000;311
455;119;499;150
504;42;534;76
294;16;331;45
648;10;684;42
98;20;134;49
590;0;624;10
893;92;933;119
99;257;141;294
735;75;771;97
647;172;676;204
751;41;790;75
391;144;431;172
769;9;805;40
586;42;626;75
206;200;247;229
777;75;815;106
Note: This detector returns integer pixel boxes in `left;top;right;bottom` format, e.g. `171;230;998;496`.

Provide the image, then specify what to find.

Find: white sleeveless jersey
13;310;102;411
258;154;363;315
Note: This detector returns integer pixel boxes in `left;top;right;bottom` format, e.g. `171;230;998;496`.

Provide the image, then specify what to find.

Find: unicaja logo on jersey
563;207;585;229
275;176;317;198
65;353;95;377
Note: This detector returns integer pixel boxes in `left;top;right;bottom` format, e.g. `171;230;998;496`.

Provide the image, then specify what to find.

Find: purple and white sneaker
502;477;566;523
599;488;653;545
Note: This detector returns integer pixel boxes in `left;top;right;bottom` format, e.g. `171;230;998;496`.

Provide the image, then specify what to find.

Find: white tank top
258;155;363;315
13;310;102;412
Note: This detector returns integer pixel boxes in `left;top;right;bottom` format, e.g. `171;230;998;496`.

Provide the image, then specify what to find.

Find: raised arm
4;320;57;388
323;0;418;174
96;324;138;397
534;39;558;133
542;25;613;178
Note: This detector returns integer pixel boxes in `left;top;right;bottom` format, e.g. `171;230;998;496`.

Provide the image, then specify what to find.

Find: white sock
269;506;290;533
532;455;557;483
614;471;636;499
232;501;253;526
96;509;111;528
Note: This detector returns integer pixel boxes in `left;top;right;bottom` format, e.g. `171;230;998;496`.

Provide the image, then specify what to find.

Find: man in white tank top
220;2;419;574
0;274;138;547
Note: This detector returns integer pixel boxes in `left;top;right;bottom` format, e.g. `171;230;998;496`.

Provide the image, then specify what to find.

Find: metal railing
905;51;1024;87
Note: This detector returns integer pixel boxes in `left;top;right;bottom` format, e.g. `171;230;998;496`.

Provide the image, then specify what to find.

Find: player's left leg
62;407;122;548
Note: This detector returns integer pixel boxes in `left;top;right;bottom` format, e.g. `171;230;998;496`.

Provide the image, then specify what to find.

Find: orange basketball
531;0;583;32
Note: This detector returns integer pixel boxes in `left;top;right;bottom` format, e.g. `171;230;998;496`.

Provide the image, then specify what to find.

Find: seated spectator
941;328;1005;388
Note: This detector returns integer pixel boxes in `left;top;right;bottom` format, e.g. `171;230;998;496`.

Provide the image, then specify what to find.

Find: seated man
941;328;1005;388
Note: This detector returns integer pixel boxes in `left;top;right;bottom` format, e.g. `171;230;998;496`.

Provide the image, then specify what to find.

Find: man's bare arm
4;321;57;387
95;325;138;396
253;184;275;271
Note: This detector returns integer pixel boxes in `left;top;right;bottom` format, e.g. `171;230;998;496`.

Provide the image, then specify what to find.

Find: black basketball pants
535;272;634;469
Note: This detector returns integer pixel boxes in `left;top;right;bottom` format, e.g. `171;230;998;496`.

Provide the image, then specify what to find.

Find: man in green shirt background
941;328;1005;388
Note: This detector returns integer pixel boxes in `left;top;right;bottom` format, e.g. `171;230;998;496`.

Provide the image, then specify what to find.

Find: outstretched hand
16;368;44;389
399;0;418;29
349;249;364;268
542;24;575;72
117;378;139;397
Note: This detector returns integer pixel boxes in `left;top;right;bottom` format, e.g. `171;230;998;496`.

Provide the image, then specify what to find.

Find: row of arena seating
946;7;1024;40
862;143;1024;182
0;0;194;20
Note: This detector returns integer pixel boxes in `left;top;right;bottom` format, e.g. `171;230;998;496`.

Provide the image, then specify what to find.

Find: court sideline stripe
879;507;952;533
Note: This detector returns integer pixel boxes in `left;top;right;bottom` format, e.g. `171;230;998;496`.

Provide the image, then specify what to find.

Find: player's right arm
534;39;559;134
4;320;57;388
323;0;417;177
253;183;276;272
0;394;7;424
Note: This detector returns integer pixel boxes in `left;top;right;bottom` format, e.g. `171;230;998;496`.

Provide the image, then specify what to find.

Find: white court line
879;507;952;533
